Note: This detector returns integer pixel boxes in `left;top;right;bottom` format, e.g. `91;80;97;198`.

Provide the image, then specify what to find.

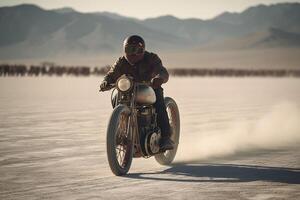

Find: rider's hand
151;77;164;89
100;80;108;91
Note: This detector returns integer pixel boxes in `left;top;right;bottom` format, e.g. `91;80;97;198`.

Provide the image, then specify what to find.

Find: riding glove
100;80;108;91
151;77;164;89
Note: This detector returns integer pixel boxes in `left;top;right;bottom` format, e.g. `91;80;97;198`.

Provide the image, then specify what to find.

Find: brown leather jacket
103;51;169;85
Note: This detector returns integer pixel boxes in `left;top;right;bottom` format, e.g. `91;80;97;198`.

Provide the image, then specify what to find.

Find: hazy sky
1;0;299;19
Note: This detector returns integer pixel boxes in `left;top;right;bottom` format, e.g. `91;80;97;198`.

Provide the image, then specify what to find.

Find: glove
100;80;108;91
151;77;164;89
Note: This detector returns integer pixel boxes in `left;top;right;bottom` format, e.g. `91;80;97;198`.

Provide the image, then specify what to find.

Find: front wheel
106;105;133;176
155;97;180;165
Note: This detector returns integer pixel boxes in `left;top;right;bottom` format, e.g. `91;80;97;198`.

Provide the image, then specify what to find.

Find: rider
100;35;174;150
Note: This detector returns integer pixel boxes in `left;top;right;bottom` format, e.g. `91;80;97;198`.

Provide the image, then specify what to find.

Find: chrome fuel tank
135;85;156;105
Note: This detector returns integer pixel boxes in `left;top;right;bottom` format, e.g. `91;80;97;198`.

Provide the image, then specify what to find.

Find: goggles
125;44;144;55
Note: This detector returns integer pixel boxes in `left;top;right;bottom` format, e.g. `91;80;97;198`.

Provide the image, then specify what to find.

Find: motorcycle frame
116;81;147;158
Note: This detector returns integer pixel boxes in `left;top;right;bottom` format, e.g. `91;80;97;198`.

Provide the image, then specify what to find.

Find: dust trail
175;102;300;163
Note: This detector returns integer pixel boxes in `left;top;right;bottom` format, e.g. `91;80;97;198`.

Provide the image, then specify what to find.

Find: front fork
129;85;146;158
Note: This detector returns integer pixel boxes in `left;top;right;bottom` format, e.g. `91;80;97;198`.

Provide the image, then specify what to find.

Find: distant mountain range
0;3;300;59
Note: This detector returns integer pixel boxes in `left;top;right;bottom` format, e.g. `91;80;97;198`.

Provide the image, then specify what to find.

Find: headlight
117;77;132;92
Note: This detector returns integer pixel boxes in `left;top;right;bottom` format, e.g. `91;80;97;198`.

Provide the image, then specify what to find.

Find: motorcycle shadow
125;163;300;184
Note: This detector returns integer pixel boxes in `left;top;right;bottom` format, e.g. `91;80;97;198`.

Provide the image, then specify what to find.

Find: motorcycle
100;74;180;176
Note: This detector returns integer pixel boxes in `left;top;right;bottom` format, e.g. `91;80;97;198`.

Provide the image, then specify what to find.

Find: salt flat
0;77;299;199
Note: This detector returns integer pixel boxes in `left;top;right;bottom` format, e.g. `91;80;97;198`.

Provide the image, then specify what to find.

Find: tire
155;97;180;165
106;105;133;176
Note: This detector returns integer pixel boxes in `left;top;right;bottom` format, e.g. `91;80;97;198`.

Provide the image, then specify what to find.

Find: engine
137;106;161;156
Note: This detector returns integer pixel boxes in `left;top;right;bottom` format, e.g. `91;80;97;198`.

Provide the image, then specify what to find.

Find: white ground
0;77;300;200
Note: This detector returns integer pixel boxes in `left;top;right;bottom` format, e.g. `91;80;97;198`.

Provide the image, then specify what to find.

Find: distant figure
100;35;174;150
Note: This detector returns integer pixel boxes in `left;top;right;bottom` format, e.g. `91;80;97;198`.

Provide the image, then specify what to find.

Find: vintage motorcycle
100;75;180;176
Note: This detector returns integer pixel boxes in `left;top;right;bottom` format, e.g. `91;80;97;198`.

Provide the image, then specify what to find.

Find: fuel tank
135;85;156;105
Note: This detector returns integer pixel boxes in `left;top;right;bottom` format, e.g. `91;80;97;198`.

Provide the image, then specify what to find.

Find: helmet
123;35;145;65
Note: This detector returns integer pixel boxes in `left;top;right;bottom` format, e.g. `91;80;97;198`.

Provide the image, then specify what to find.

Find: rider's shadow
125;164;300;184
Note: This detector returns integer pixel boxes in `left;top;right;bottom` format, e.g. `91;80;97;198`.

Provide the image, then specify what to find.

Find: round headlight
117;77;132;92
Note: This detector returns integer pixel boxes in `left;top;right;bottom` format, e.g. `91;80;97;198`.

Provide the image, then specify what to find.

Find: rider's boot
160;137;174;151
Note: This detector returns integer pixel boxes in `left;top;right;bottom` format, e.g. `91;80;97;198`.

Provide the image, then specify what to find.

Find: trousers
153;87;171;139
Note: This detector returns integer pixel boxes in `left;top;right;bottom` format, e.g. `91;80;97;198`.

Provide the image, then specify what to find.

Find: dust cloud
175;102;300;163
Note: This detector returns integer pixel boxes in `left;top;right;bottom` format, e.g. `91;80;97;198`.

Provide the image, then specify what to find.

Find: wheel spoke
114;112;131;168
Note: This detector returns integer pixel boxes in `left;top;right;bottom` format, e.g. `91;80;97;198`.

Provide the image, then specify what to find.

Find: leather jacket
103;51;169;85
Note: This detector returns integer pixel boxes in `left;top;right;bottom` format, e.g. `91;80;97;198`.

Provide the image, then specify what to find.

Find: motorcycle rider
100;35;174;150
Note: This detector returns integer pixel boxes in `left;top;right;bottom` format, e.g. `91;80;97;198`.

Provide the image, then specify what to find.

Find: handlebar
99;84;115;92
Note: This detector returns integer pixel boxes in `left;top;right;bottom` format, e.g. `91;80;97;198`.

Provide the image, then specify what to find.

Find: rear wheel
106;105;133;176
155;97;180;165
